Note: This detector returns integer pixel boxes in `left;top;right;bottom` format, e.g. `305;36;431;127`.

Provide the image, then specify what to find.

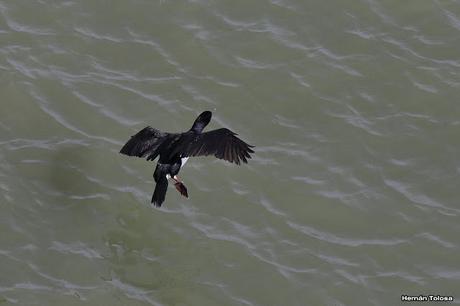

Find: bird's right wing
120;126;169;161
171;128;255;165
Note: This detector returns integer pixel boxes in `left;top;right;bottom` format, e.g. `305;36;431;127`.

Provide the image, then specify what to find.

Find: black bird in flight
120;111;254;207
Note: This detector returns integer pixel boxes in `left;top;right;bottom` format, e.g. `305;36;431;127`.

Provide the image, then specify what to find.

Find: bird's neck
190;122;206;133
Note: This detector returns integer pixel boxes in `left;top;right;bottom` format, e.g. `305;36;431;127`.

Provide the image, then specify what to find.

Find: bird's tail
152;175;168;207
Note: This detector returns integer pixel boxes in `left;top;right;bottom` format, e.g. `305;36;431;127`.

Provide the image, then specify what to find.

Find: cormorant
120;111;254;207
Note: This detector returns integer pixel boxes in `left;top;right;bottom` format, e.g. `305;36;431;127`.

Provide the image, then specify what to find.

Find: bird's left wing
120;126;170;161
171;128;254;165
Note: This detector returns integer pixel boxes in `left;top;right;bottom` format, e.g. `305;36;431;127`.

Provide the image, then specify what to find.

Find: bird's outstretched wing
172;128;254;165
120;127;169;161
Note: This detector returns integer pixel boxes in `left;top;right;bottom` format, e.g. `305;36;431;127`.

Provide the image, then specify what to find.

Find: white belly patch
181;157;189;168
165;158;189;180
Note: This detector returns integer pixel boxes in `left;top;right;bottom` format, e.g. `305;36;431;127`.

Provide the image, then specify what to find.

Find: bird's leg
172;175;188;198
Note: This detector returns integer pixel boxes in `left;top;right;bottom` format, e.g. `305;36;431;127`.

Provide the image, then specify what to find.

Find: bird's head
191;111;212;133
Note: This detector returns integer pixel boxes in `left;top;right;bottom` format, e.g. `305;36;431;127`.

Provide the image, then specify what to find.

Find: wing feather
173;128;254;164
120;127;169;161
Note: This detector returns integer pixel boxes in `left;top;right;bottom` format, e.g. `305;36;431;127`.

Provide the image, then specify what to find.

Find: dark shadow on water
46;144;100;197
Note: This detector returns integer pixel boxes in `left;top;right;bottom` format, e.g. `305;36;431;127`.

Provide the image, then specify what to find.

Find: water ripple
0;7;54;35
30;87;122;145
416;232;456;249
258;195;286;216
74;27;123;43
287;221;407;247
108;277;162;306
442;7;460;32
384;178;453;211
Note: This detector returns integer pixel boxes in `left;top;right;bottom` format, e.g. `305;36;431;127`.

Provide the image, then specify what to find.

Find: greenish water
1;0;459;305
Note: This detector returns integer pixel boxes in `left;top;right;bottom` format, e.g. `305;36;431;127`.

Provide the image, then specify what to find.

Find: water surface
1;0;459;305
